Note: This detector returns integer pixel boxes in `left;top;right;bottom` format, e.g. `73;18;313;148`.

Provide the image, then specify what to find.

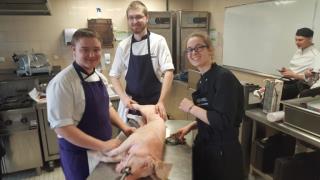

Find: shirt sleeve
312;55;320;72
157;37;175;72
47;78;75;129
109;45;125;78
206;72;244;130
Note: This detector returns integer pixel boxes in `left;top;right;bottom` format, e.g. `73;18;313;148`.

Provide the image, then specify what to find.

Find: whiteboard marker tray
282;96;320;138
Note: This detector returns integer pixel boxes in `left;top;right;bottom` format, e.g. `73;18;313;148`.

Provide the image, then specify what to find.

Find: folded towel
266;111;284;122
87;150;102;174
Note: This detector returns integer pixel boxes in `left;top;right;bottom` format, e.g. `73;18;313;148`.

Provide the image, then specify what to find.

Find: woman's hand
174;125;192;141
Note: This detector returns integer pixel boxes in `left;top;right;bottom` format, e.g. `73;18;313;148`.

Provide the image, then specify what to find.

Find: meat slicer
13;53;52;76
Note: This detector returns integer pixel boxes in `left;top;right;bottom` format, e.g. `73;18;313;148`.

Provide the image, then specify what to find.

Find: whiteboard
223;0;317;76
313;0;320;51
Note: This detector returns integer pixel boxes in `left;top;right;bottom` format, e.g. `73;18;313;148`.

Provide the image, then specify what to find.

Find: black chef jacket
192;63;244;180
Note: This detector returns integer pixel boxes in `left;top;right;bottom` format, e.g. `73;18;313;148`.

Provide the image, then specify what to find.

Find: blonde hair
126;1;148;17
186;32;213;51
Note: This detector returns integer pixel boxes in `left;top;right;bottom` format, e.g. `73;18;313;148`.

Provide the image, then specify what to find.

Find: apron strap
73;61;103;82
73;62;85;82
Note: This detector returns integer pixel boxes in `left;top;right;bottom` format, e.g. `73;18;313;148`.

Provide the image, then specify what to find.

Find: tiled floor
3;167;64;180
2;167;264;180
3;171;264;180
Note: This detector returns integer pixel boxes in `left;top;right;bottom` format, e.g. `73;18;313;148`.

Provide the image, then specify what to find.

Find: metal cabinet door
37;106;59;161
41;109;59;156
0;130;43;173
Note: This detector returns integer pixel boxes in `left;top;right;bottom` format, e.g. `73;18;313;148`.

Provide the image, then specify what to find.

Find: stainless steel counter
88;120;193;180
246;108;320;148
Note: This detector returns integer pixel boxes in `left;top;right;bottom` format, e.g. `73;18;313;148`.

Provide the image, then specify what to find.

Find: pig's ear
154;161;172;180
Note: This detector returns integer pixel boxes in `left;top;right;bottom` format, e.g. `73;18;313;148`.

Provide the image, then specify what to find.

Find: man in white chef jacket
279;27;320;99
109;1;174;121
47;28;134;180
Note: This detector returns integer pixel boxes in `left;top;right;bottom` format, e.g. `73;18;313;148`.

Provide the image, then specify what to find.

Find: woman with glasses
174;32;244;180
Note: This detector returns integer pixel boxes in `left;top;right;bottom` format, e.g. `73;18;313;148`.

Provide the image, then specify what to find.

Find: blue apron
58;63;112;180
125;31;161;105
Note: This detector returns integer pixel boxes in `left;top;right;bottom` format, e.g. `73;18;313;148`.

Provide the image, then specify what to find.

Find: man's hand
280;68;295;79
278;67;286;73
122;126;136;137
155;101;167;120
305;68;314;78
122;95;137;109
102;139;122;152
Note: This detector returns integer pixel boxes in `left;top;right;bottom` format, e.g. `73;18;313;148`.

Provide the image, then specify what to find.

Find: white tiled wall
0;0;193;74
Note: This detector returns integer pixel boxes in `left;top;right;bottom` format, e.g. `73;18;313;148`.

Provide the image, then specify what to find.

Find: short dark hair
296;27;314;38
126;1;148;17
71;28;102;46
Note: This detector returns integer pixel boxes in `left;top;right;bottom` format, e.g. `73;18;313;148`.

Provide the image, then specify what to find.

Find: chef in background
279;27;320;99
47;28;134;180
174;32;244;180
109;1;174;120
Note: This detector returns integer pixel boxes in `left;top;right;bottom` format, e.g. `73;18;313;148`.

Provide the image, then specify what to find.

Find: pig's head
153;160;172;180
115;154;172;180
132;104;161;122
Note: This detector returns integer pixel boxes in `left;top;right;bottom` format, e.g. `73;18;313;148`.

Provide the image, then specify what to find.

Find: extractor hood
0;0;51;15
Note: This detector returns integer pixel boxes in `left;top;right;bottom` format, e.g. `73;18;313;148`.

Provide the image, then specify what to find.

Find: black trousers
0;143;5;180
299;86;320;98
281;80;310;100
192;141;244;180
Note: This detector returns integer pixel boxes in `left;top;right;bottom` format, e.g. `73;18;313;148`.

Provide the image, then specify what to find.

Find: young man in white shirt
47;28;134;180
109;1;174;120
279;27;320;99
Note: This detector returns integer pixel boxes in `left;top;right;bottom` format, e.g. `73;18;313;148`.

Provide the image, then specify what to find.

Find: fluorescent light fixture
274;0;296;6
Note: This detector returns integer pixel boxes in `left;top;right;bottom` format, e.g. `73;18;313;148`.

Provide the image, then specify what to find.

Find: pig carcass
105;104;172;180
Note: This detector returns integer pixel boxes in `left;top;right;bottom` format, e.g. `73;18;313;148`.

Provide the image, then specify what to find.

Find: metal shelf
250;165;273;180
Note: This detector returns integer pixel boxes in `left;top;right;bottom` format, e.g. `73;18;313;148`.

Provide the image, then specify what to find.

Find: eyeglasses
185;45;208;54
128;15;145;21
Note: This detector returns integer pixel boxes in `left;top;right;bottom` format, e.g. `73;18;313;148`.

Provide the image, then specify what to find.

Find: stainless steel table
88;120;193;180
246;108;320;148
246;108;320;180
